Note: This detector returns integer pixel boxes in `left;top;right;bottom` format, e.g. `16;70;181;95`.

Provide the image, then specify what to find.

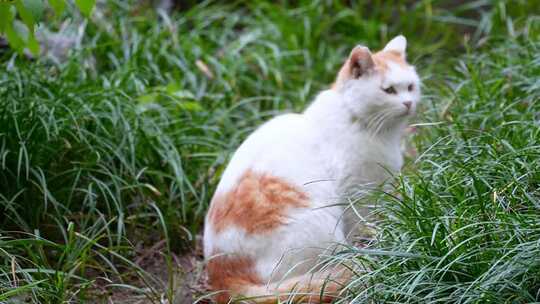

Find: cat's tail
209;268;350;304
244;270;350;304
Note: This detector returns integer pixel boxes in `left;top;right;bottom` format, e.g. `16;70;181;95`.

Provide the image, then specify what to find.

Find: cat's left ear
383;35;407;58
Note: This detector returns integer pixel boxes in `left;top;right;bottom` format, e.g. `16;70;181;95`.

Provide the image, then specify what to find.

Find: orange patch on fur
207;170;309;234
372;50;408;72
207;252;262;303
207;253;349;303
331;49;409;89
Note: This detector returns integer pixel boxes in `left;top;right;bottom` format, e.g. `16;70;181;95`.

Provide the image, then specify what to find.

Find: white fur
383;35;407;55
204;38;421;285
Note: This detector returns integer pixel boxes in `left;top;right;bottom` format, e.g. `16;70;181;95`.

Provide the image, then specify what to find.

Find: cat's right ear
334;45;375;89
348;45;375;78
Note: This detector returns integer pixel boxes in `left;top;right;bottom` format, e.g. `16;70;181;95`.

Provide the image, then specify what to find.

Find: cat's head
333;36;420;132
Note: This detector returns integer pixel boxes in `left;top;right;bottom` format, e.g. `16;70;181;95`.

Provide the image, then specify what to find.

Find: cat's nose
403;101;412;110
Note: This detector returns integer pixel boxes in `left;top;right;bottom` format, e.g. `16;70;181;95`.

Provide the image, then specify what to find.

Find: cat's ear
334;45;374;88
348;45;375;78
383;35;407;57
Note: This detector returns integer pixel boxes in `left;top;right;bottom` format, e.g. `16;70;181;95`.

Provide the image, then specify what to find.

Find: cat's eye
408;84;414;91
383;86;397;94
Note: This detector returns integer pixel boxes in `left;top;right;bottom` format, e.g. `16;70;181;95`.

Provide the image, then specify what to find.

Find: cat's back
214;112;314;194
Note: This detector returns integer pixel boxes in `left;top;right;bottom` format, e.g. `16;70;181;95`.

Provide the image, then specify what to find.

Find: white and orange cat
204;36;420;303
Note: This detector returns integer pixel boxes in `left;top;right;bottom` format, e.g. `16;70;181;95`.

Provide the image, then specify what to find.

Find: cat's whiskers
369;110;394;136
366;111;388;131
371;113;389;136
365;112;382;130
380;111;398;130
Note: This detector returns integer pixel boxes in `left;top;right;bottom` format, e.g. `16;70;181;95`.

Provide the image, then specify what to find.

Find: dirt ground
94;236;210;304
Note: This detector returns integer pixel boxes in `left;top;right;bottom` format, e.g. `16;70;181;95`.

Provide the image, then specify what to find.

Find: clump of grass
336;11;540;303
0;56;186;302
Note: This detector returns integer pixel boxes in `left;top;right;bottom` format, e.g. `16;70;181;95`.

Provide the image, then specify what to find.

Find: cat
204;35;420;303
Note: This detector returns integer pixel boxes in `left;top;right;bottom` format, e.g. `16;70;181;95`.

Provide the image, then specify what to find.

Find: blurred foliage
0;0;95;54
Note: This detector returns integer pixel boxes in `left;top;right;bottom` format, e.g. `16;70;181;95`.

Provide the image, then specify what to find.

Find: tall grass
335;8;540;303
0;0;538;302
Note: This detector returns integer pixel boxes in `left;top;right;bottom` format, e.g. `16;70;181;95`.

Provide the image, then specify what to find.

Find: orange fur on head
333;46;374;88
372;50;408;72
331;46;410;89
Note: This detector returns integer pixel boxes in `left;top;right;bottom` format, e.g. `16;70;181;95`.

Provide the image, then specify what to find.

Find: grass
0;0;539;303
333;24;540;303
